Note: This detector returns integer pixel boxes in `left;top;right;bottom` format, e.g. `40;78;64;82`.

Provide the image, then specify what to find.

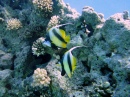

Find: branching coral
32;37;55;57
32;37;45;56
6;18;22;30
47;15;60;30
32;0;53;13
31;68;51;88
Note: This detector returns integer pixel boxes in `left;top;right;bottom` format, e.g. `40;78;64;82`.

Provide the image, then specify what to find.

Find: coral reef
32;0;53;16
0;69;13;97
32;37;46;56
47;15;60;30
32;37;55;56
6;18;22;30
0;0;130;97
31;68;51;88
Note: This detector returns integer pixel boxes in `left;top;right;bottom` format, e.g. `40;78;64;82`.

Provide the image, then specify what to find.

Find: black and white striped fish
44;23;72;48
58;46;84;78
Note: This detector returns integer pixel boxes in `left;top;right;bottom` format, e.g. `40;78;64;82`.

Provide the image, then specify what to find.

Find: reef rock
0;69;13;96
0;50;14;69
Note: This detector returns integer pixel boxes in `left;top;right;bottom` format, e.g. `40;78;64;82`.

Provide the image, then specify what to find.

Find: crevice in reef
87;23;94;37
106;52;112;57
101;66;113;76
22;53;52;78
34;53;52;65
82;61;91;73
126;72;130;84
101;66;117;87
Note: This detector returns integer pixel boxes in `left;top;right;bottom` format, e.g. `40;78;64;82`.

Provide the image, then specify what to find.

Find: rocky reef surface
0;0;130;97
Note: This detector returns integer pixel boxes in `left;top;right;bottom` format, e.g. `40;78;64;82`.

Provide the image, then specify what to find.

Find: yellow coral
6;18;22;30
32;0;53;12
32;68;51;88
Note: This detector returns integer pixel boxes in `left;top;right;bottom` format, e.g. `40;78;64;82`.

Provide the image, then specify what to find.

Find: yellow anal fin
68;73;72;78
65;35;70;43
61;43;67;48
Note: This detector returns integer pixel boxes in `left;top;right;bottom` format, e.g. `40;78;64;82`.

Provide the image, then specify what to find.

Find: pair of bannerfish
43;23;85;78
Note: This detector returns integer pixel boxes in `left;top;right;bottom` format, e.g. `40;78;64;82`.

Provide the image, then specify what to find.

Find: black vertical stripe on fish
45;33;51;41
67;52;72;72
52;29;67;44
61;59;66;76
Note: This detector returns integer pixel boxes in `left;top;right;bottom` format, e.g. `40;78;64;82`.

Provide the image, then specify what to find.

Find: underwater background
0;0;130;97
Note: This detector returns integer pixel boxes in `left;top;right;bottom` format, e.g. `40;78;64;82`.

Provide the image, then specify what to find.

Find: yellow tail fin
65;35;70;43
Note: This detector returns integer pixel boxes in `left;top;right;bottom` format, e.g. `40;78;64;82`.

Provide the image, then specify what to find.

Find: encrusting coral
6;18;22;30
32;0;53;13
31;68;51;88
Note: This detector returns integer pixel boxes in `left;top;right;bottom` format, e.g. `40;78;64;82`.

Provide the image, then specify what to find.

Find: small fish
44;23;72;48
58;46;84;78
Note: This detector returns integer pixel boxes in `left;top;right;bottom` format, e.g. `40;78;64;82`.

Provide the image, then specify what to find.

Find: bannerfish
58;46;84;78
44;23;72;48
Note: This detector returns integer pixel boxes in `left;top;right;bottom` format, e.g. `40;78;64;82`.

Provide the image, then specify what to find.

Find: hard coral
47;15;60;30
31;68;51;88
32;37;55;57
32;0;53;13
6;18;22;30
32;37;45;56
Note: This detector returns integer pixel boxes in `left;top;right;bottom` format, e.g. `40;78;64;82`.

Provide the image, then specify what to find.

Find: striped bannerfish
58;46;84;78
44;23;72;48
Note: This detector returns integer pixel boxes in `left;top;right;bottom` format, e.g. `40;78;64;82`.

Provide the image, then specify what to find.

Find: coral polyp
31;68;51;88
32;0;53;13
6;18;22;30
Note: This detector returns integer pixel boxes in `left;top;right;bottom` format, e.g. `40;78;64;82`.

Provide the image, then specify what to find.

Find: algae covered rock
0;69;13;96
82;6;105;27
101;13;130;55
0;50;14;69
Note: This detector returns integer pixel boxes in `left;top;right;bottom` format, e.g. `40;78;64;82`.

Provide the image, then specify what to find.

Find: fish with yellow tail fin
58;46;87;78
43;23;72;48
